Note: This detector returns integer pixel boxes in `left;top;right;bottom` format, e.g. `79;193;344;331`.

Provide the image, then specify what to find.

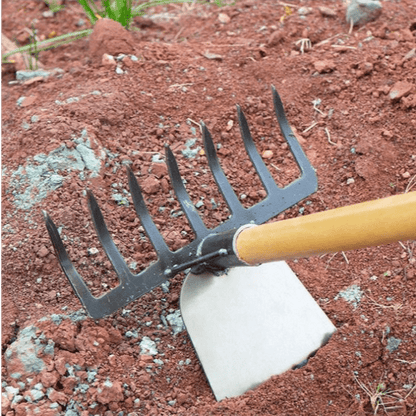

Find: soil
2;0;416;415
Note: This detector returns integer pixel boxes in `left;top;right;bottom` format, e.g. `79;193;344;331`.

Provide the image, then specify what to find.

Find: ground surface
2;0;416;415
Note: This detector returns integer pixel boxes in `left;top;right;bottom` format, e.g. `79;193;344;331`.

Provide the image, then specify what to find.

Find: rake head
44;86;317;319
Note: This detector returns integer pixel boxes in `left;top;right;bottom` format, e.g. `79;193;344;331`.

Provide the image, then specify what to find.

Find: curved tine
43;211;95;308
271;85;315;176
127;167;170;256
237;105;280;194
87;190;132;285
165;145;207;238
201;122;243;216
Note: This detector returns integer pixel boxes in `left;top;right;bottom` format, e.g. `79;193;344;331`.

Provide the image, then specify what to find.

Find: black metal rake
44;86;318;319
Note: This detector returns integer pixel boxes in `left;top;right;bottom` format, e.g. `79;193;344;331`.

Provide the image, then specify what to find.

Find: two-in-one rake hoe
44;87;416;401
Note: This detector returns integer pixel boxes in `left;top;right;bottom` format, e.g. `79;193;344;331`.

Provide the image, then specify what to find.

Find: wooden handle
235;192;416;265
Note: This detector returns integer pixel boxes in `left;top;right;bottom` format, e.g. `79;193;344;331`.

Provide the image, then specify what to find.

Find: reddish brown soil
2;0;416;415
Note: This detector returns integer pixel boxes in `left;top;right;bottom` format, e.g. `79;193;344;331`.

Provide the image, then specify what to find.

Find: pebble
262;150;273;159
139;337;158;355
318;6;337;17
218;13;230;24
298;7;313;16
313;60;336;74
166;310;185;335
389;81;414;102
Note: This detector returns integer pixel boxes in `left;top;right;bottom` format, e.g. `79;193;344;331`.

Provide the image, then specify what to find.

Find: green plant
23;25;40;70
2;0;229;64
45;0;65;13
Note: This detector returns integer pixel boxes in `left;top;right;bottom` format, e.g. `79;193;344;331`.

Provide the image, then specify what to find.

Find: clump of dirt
2;0;416;414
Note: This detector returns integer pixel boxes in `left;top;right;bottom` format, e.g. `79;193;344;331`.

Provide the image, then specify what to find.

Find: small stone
262;150;273;159
102;53;116;67
403;48;415;62
37;246;49;258
29;389;44;402
298;7;313;16
87;247;99;256
347;178;355;185
318;6;337;17
139;337;158;356
166;310;185;335
268;30;285;47
19;96;37;108
140;175;160;194
386;337;401;352
203;52;223;61
389;81;414;102
150;162;168;178
96;380;124;405
313;60;336;73
218;13;230;24
402;172;410;179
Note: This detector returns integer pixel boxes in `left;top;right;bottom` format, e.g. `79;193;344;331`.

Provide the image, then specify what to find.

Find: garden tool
44;86;416;401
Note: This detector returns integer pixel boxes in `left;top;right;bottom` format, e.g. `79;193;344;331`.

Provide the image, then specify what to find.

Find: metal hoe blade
44;86;318;319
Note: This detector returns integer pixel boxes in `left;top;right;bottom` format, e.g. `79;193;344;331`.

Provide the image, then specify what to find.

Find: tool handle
235;192;416;265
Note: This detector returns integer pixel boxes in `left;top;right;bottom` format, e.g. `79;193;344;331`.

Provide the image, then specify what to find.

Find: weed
22;25;40;70
354;375;405;415
2;0;228;63
44;0;65;13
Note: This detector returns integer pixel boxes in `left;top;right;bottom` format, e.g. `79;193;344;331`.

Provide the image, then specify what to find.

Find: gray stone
139;337;158;356
386;337;401;352
346;0;382;26
16;68;64;81
335;285;363;309
4;326;51;378
30;388;45;402
166;310;185;335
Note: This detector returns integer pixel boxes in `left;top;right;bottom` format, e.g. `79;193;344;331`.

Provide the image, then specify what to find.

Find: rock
47;388;68;405
37;245;49;258
40;370;59;388
166;310;185;335
268;30;285;47
89;18;136;65
149;162;168;178
356;61;374;77
18;96;37;108
140;175;160;194
318;6;337;17
4;326;54;380
403;48;415;62
139;337;158;355
313;59;336;73
262;150;273;159
389;81;414;102
102;53;117;67
203;52;223;61
218;13;230;24
96;379;124;404
298;7;313;16
346;0;382;26
15;68;64;81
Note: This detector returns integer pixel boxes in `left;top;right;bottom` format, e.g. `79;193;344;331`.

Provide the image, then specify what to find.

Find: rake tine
165;145;207;238
201;122;244;217
43;211;96;309
127;167;170;256
271;85;315;176
237;106;281;194
87;190;133;284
